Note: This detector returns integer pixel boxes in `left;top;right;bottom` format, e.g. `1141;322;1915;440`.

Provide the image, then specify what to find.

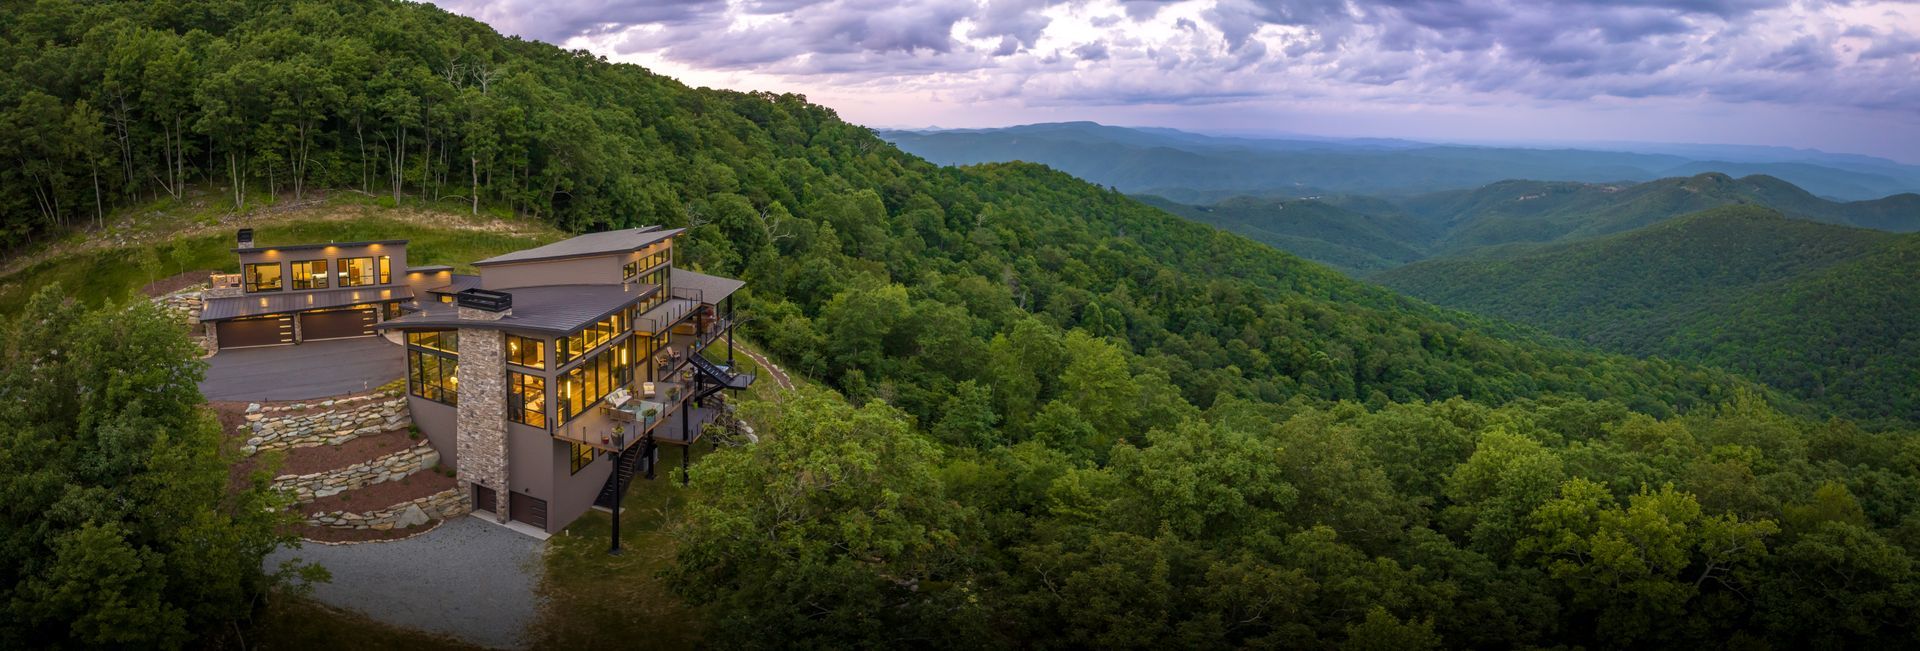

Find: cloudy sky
427;0;1920;162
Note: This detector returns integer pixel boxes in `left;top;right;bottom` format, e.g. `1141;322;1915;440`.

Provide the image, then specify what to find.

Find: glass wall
556;337;637;426
555;307;632;364
339;256;390;287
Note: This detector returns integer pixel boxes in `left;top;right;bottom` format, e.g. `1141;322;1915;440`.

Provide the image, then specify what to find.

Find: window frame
339;256;378;287
243;262;283;293
506;334;546;369
407;348;459;406
289;259;330;290
508;371;546;428
569;442;595;474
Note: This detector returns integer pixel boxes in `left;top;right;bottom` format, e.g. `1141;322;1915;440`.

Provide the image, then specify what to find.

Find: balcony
207;273;243;298
549;378;697;453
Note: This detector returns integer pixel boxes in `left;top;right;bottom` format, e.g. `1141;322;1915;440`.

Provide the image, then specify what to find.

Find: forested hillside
1137;195;1438;273
1378;206;1920;423
1406;173;1920;252
9;1;1920;648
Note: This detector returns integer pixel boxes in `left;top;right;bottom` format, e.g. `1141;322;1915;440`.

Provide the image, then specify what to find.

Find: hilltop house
209;227;751;536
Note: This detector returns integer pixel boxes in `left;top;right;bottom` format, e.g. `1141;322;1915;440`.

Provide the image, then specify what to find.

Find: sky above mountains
426;0;1920;162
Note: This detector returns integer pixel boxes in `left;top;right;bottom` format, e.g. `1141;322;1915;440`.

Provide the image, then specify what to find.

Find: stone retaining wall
272;443;440;502
306;488;470;531
242;393;410;454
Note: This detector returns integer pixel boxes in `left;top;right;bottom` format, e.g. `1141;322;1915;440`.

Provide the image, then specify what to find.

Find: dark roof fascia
233;239;409;254
407;264;454;273
375;284;659;336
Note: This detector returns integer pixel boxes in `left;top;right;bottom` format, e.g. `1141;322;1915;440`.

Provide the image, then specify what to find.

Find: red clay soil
290;519;443;544
141;269;214;297
298;469;456;518
277;429;424;476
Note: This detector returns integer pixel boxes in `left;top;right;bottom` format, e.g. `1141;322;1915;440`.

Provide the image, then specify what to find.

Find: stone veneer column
455;306;510;522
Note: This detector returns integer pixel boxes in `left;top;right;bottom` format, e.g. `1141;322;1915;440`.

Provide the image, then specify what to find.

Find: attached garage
216;315;294;348
300;307;377;341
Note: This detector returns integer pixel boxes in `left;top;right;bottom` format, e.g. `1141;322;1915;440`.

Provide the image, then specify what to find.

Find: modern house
200;229;458;348
375;227;751;535
207;226;751;536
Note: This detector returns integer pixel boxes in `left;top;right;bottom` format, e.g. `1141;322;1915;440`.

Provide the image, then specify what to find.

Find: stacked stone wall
305;488;471;531
454;327;508;521
272;443;440;502
241;393;410;454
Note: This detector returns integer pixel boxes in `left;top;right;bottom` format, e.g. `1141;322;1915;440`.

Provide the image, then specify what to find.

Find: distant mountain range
1373;206;1920;423
879;122;1920;202
1138;172;1919;273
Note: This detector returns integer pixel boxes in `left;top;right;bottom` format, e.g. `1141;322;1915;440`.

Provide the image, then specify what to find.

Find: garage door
509;493;547;530
217;315;294;348
300;308;376;341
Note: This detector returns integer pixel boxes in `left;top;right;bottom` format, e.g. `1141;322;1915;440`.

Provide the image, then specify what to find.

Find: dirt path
732;342;793;392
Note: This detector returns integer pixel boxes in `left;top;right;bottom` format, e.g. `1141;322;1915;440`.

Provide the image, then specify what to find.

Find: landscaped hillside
10;1;1920;649
1137;195;1439;273
1377;206;1920;422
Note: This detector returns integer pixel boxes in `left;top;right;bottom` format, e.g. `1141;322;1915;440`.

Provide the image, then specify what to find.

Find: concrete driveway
267;517;547;649
200;336;404;401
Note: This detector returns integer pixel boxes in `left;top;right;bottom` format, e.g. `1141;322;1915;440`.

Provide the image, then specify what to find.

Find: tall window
243;263;282;292
379;255;391;285
506;334;545;369
556;340;636;426
289;260;329;290
406;329;459;406
408;349;458;405
569;442;594;474
340;256;381;287
623;260;638;282
509;372;545;427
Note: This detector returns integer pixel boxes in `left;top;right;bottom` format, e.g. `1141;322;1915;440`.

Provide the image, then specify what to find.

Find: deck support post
681;405;691;486
608;450;624;556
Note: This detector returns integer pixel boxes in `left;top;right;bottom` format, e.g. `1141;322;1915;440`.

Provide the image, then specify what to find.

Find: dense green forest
6;1;1920;648
1378;206;1920;424
1137;195;1438;273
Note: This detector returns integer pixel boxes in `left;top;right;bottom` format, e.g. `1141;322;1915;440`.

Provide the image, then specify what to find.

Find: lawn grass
529;445;717;649
251;594;483;651
0;212;559;313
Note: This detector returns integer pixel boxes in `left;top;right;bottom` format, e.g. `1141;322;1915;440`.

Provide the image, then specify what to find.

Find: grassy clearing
530;445;717;649
0;206;561;313
252;594;483;651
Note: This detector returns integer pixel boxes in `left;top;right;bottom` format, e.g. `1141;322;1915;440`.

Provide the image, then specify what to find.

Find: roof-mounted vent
455;288;513;312
237;228;255;249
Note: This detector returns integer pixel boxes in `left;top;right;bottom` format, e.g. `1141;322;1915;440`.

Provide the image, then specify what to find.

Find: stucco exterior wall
408;396;459;468
479;255;623;290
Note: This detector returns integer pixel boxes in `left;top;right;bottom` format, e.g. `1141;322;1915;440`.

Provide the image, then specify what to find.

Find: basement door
508;493;548;530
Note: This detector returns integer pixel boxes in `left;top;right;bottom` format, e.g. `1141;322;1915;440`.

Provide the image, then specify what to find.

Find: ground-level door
473;485;497;515
300;307;377;341
508;493;548;530
216;315;294;348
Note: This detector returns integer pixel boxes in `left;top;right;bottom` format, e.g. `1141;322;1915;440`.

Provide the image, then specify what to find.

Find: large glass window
407;330;458;354
408;349;458;405
556;310;630;364
623;260;638;282
289;259;329;290
340;256;380;287
509;372;546;427
243;263;282;292
379;255;391;285
506;334;545;369
556;339;636;426
569;442;594;474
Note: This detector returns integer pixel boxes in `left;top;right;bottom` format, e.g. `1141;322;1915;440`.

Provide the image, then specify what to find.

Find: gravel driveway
267;517;547;648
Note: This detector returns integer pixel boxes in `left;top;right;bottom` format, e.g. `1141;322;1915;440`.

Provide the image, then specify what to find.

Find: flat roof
202;286;413;321
408;265;454;274
673;268;745;302
233;239;408;254
375;284;657;335
472;227;680;267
